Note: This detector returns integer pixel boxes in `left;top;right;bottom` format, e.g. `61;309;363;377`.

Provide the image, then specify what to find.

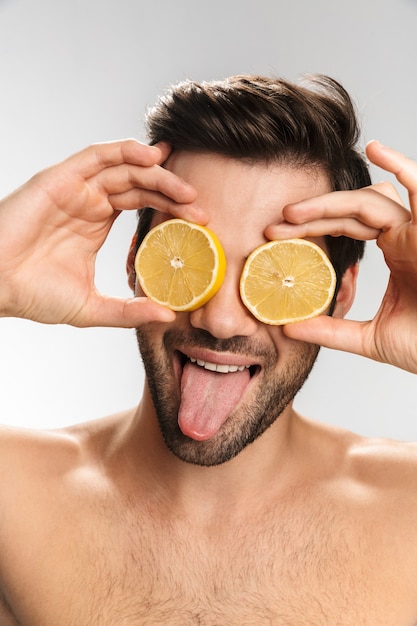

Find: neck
121;383;304;514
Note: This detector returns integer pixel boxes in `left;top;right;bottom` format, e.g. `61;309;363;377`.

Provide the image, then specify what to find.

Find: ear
126;234;138;292
332;263;359;319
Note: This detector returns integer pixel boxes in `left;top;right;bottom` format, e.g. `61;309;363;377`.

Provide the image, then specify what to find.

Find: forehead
165;151;331;247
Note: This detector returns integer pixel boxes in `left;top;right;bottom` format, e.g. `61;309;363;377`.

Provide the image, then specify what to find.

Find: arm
0;140;204;328
265;141;417;374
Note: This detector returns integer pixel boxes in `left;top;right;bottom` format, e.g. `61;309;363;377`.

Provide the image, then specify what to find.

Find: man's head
131;74;369;467
137;74;370;281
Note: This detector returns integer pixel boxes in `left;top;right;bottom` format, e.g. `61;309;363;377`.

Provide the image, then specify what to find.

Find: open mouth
176;351;260;378
174;350;261;441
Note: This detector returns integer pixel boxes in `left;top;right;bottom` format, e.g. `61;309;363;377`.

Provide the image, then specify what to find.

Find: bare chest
3;491;417;626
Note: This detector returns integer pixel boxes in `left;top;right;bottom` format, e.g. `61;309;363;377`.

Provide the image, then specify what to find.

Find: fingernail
367;139;385;149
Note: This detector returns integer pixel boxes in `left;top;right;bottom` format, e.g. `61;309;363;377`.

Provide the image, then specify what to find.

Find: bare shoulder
347;434;417;489
0;412;133;620
0;423;82;483
304;416;417;487
343;435;417;571
0;409;132;499
299;419;417;579
301;417;417;509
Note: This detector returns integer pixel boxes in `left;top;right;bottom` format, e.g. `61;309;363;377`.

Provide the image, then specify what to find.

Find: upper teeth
190;357;249;373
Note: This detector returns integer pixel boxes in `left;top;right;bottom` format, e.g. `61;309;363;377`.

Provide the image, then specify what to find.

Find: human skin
133;154;333;467
268;141;417;374
0;139;205;327
1;146;417;624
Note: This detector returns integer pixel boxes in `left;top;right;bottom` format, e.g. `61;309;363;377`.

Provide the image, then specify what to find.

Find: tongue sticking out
178;361;250;441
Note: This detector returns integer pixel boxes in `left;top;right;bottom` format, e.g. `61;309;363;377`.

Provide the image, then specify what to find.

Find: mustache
163;327;278;364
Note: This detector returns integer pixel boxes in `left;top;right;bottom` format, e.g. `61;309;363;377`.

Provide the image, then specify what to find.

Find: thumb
283;315;368;358
75;295;176;328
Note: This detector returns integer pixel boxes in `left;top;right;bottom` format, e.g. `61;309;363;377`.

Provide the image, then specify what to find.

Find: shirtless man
0;74;416;625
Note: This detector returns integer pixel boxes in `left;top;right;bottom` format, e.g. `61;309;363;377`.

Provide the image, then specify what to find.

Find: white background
0;0;416;437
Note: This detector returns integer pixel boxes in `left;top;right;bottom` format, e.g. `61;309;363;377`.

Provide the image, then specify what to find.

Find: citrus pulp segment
135;219;226;311
239;239;336;325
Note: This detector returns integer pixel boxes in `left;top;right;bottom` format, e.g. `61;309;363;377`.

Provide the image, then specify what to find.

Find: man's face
135;152;332;466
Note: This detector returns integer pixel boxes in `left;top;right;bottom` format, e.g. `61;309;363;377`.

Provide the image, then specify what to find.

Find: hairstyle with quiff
136;74;370;284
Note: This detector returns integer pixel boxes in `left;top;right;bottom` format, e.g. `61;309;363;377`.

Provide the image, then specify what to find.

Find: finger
94;162;198;205
283;315;371;359
108;189;207;223
281;187;410;232
371;181;405;205
366;141;417;190
152;141;172;165
64;140;164;179
366;140;417;217
75;295;176;328
265;218;380;242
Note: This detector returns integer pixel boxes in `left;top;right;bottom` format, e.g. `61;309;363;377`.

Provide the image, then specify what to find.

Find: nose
189;272;258;339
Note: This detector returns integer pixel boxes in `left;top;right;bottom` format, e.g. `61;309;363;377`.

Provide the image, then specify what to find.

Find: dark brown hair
137;74;370;283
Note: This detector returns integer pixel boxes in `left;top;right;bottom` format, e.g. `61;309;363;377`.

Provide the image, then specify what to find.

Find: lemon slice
135;219;226;311
240;239;336;325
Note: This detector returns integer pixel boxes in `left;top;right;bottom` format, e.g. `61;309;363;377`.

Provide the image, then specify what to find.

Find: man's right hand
0;140;204;328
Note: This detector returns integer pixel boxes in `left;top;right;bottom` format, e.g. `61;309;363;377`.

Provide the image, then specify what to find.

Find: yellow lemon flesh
240;239;336;325
135;219;226;311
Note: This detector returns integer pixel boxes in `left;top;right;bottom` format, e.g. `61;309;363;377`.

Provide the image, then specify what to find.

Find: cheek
268;327;289;355
268;327;318;368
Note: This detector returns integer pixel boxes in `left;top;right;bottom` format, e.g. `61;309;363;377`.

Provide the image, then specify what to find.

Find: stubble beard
136;327;319;467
